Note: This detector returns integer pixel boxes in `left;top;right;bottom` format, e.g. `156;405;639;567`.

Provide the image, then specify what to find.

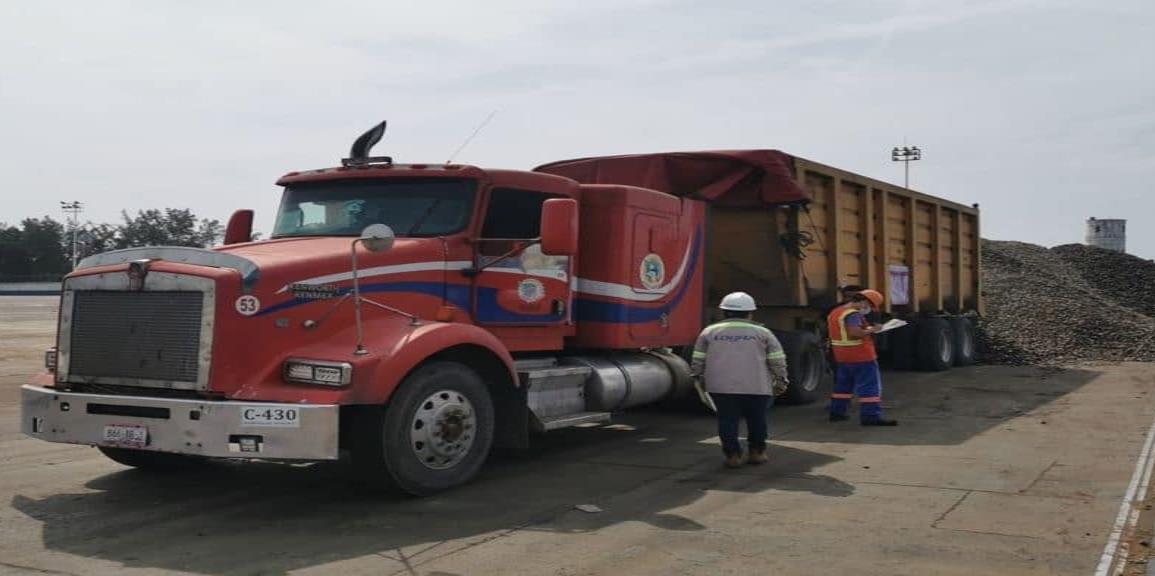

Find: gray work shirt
690;319;788;395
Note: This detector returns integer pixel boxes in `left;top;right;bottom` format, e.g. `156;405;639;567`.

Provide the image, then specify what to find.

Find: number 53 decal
235;295;261;316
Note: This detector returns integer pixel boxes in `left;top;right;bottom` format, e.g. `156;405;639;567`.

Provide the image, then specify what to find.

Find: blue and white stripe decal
278;262;566;294
574;233;697;302
261;230;701;323
257;281;469;317
573;230;701;324
276;262;470;294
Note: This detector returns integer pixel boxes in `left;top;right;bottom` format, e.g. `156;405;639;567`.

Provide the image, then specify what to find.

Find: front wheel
352;361;495;496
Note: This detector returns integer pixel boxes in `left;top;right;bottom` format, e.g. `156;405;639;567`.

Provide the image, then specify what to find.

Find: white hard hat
719;291;757;312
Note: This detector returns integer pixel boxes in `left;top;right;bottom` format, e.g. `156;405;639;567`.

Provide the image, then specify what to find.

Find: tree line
0;209;222;281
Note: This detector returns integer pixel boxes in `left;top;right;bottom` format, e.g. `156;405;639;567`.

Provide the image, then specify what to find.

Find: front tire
352;361;495;496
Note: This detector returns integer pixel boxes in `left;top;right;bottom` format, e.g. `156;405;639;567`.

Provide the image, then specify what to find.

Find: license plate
102;424;148;448
240;406;300;428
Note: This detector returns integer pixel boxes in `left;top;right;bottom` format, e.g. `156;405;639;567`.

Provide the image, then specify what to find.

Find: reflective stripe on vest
830;306;863;348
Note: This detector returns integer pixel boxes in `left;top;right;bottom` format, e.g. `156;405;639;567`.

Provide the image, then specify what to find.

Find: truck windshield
272;178;477;238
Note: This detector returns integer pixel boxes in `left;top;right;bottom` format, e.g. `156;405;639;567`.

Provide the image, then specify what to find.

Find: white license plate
102;424;148;448
240;406;300;428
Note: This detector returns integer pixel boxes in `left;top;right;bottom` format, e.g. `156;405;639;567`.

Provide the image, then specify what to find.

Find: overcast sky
2;0;1152;257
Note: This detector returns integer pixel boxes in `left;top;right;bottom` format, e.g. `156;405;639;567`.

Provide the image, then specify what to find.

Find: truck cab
22;139;705;495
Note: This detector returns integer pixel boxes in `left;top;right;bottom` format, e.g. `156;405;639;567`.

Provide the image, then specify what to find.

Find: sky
1;0;1153;257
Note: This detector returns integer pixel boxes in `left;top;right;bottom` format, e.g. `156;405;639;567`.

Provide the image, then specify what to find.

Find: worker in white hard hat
690;291;790;468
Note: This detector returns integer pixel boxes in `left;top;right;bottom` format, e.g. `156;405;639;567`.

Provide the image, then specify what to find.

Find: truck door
473;188;572;326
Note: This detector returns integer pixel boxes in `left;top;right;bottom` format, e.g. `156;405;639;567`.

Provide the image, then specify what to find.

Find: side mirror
540;199;579;256
223;209;254;245
360;224;396;253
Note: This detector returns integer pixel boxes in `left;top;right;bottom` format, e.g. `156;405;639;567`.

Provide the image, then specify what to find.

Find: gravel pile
979;240;1155;365
1052;244;1155;318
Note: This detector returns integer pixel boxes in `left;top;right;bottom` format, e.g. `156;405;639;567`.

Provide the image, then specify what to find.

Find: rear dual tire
917;318;955;371
775;331;827;405
950;317;976;366
889;316;975;371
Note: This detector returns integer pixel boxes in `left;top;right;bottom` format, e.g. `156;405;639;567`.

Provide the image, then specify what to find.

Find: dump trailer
21;123;980;494
538;151;983;384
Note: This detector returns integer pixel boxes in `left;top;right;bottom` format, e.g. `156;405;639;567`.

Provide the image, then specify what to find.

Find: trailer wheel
774;331;826;405
886;321;918;370
353;361;495;496
949;316;976;366
98;447;205;471
917;318;955;371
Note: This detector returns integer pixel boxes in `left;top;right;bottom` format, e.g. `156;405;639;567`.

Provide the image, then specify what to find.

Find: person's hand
773;378;790;396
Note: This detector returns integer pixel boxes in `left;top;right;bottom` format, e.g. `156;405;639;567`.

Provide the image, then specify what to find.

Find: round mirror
360;224;395;253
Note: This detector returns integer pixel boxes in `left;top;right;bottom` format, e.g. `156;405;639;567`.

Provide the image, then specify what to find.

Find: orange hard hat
859;289;884;309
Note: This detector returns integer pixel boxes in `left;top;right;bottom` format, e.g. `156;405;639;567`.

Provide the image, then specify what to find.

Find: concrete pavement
2;296;1154;575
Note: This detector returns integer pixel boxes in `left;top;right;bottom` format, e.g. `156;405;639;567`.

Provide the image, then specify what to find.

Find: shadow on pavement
10;364;1092;573
774;364;1103;446
11;414;851;575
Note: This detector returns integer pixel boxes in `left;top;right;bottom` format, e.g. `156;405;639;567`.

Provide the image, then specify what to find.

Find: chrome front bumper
21;385;339;460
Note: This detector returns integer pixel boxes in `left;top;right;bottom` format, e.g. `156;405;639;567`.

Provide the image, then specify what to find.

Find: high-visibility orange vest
827;303;877;363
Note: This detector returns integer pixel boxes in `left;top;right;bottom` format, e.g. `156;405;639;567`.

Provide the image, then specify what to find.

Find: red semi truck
22;122;981;494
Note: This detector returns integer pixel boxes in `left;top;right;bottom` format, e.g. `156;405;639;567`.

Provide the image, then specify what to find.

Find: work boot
724;454;744;469
746;449;768;466
861;418;898;426
829;413;849;422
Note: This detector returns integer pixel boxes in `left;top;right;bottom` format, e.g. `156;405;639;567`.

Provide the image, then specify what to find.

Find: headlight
283;359;352;387
45;348;58;372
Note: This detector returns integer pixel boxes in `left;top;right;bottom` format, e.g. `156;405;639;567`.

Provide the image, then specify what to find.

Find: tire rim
411;389;476;471
938;330;953;365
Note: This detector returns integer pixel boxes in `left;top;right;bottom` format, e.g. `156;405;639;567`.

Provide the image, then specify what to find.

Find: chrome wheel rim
410;389;476;470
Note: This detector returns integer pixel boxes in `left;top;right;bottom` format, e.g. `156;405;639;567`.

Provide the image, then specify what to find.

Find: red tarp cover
534;150;809;207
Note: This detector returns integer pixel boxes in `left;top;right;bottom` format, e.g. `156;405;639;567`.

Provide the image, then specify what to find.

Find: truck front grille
68;291;205;386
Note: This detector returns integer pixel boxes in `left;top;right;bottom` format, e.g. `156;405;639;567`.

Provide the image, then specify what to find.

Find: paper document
875;319;909;334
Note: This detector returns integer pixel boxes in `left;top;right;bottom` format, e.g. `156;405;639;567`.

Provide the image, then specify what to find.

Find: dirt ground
2;296;1155;576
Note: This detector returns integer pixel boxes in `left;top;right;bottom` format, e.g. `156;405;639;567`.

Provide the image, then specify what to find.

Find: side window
481;188;560;239
479;188;574;276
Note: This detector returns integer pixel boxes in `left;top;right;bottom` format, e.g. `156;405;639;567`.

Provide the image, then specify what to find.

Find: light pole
60;201;83;270
891;146;921;189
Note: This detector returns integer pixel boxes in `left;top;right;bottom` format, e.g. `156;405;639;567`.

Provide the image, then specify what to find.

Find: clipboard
875;318;909;334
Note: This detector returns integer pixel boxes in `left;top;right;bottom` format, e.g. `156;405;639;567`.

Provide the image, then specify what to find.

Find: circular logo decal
518;279;545;303
639;254;666;290
235;295;261;316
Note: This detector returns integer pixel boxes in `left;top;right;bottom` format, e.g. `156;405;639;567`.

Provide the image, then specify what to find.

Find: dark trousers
829;361;884;422
710;393;772;456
